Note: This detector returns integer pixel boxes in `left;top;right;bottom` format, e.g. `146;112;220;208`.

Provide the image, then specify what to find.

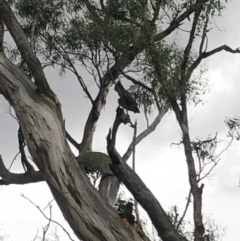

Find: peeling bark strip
0;56;148;241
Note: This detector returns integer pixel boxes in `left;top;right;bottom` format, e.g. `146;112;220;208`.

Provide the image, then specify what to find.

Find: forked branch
0;154;43;185
0;1;58;104
106;107;188;241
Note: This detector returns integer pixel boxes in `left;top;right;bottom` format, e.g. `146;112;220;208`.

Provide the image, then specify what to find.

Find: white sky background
1;1;240;240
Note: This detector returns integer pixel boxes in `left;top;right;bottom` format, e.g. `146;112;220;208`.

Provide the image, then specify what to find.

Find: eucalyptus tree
0;1;238;241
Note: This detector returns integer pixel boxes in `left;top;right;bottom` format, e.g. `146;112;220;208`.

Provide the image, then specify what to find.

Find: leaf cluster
225;117;240;141
129;41;208;112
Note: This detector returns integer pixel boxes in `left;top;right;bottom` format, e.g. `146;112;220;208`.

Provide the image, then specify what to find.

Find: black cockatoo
119;202;135;225
114;81;140;113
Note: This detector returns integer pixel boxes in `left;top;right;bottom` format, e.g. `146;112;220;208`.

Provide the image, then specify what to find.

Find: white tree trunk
0;54;148;241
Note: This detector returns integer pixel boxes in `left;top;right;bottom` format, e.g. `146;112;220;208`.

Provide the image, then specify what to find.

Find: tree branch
65;129;81;150
107;135;187;241
187;45;240;79
107;107;132;165
153;0;210;42
57;41;95;106
120;70;154;93
80;62;125;152
177;190;192;230
122;105;169;162
0;1;58;104
106;106;188;241
80;0;207;153
0;154;44;185
0;53;148;241
181;1;202;75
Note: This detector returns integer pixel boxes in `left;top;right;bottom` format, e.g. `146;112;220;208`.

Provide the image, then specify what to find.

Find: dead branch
42;205;51;241
132;121;141;226
108;156;188;241
107;107;187;241
187;45;240;79
107;107;132;164
0;154;43;185
65;129;81;150
122;105;169;162
21;194;75;241
177;190;192;230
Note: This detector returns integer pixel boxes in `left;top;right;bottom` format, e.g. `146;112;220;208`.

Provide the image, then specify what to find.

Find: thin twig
21;194;75;241
132;120;141;226
177;190;192;229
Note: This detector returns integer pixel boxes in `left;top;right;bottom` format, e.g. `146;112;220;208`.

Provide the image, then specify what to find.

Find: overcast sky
1;1;240;241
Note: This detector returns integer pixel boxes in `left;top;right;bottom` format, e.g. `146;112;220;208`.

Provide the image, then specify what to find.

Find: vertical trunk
171;100;204;241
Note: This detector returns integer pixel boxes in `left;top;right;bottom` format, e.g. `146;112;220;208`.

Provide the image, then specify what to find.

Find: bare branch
177;190;192;230
120;70;154;93
131;121;141;226
107;107;133;165
151;0;162;23
65;129;80;150
107;106;187;241
153;0;211;42
100;0;105;10
21;194;75;241
181;2;202;75
123;105;169;162
57;41;95;105
42;205;51;241
107;146;187;241
80;63;120;152
0;154;43;185
187;45;240;79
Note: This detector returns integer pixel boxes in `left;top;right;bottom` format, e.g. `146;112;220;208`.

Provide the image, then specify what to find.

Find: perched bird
119;202;135;225
114;81;140;113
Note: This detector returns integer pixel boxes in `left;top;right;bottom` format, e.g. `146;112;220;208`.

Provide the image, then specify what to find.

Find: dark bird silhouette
119;202;135;225
114;82;140;113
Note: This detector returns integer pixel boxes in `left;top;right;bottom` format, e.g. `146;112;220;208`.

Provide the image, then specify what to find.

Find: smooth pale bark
77;151;120;207
0;54;148;241
98;175;120;207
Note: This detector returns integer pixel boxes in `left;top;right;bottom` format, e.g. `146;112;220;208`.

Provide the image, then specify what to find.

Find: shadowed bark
106;108;188;241
0;155;43;185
